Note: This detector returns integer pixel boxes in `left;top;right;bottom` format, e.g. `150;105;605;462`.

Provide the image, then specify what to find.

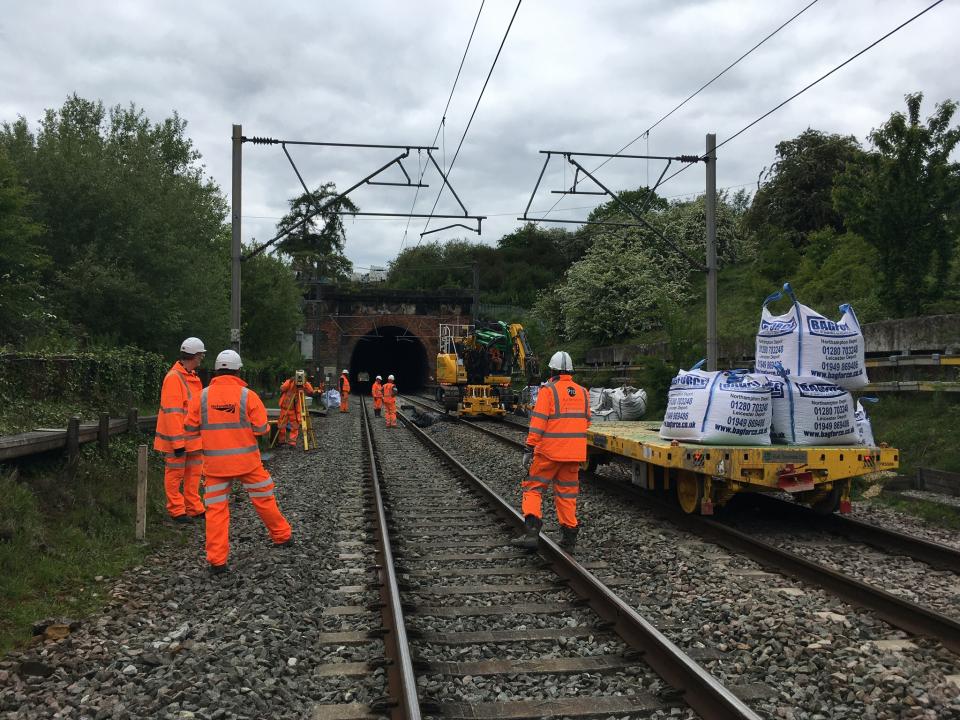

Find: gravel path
1;409;389;719
421;416;960;720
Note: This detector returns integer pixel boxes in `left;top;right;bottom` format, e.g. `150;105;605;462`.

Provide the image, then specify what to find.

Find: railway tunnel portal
303;285;473;394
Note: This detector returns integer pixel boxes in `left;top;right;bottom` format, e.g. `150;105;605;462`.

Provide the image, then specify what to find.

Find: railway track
311;396;761;719
401;394;960;657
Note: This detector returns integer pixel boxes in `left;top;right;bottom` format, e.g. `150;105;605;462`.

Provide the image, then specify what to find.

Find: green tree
0;147;48;343
0;95;230;352
240;253;303;360
744;129;864;248
834;93;960;315
276;183;358;282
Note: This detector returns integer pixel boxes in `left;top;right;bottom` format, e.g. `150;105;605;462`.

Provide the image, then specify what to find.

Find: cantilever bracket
241;136;484;261
518;150;706;269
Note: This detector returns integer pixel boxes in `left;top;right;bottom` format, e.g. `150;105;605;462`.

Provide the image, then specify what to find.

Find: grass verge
872;493;960;531
0;434;184;654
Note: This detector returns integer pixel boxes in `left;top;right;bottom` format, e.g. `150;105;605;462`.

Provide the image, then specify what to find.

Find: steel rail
403;395;960;655
394;404;760;720
742;492;960;573
359;398;422;720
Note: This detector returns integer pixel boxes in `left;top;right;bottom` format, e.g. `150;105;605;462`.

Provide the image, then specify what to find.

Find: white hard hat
215;349;243;370
376;375;382;380
388;374;395;381
548;351;574;373
342;369;349;374
180;337;206;354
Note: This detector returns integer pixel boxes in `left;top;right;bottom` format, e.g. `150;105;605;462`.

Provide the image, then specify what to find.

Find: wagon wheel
675;470;704;514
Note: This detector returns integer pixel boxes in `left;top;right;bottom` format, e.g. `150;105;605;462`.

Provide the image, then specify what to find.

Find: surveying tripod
271;386;318;451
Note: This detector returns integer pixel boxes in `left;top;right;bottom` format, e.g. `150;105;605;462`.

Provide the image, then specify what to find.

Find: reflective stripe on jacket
154;361;203;453
279;378;315;421
525;374;590;462
184;375;269;476
382;382;397;404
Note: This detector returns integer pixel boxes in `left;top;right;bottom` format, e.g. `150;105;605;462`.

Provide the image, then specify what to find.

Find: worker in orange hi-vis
382;374;398;427
371;375;384;417
154;337;206;523
339;369;351;413
185;350;292;575
511;351;590;553
276;370;316;448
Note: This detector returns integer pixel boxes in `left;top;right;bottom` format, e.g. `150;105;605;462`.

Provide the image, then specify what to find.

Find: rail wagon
585;420;899;515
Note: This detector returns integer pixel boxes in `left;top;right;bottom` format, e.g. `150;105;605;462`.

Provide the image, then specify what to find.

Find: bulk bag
755;283;868;389
660;363;772;445
855;397;879;446
324;389;341;409
610;386;648;421
763;371;859;445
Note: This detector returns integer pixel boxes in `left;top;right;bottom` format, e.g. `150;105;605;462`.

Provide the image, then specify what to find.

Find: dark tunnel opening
349;326;429;394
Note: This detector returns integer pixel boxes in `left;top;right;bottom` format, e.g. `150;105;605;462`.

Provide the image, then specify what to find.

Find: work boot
172;514;191;525
190;512;206;521
209;564;228;576
374;409;381;417
274;538;294;548
559;525;579;552
510;514;542;549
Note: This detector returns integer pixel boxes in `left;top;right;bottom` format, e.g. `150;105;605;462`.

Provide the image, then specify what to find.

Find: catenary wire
418;0;523;243
533;0;822;225
400;1;486;251
656;0;946;189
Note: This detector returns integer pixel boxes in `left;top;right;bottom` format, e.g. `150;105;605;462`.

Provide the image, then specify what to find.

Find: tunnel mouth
349;325;429;394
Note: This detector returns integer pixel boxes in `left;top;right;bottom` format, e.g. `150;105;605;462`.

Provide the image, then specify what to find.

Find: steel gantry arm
518;150;706;269
242;137;485;261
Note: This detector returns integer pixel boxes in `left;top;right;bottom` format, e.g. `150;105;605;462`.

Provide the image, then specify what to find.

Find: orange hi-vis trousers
202;466;292;567
384;400;397;427
163;451;204;517
521;456;580;528
340;394;349;413
277;414;300;447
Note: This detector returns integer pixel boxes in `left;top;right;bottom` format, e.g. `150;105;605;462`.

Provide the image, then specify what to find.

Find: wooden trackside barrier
98;413;110;457
0;412;157;463
916;467;960;497
65;416;80;479
136;444;148;540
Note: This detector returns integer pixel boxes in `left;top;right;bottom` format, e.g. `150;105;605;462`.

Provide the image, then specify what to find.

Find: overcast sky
2;0;956;271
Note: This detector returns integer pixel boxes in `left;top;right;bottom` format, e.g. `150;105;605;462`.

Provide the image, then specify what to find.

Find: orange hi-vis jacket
340;374;351;395
279;378;315;420
382;381;397;403
154;361;203;454
371;380;383;400
184;375;269;477
525;374;590;463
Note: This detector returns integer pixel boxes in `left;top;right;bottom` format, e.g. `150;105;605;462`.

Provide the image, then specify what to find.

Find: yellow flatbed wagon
586;420;899;515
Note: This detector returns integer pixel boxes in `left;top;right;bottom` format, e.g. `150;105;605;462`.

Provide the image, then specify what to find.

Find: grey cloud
2;0;958;270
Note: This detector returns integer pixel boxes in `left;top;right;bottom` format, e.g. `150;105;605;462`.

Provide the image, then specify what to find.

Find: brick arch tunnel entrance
349;326;429;393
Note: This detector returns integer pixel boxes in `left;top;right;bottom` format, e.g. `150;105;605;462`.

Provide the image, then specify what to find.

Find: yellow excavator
435;321;539;418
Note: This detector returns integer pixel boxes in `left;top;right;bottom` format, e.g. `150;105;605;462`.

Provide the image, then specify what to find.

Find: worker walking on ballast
371;375;384;417
383;374;398;427
339;369;351;413
512;351;590;552
185;350;292;575
154;337;206;523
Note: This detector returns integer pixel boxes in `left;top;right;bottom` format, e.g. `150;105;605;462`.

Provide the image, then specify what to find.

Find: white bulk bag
854;397;879;446
660;364;772;445
763;373;859;445
755;283;868;389
589;387;608;412
609;386;648;421
324;389;341;408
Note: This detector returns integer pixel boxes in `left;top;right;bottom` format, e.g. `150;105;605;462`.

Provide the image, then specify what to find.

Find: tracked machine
435;322;539;418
